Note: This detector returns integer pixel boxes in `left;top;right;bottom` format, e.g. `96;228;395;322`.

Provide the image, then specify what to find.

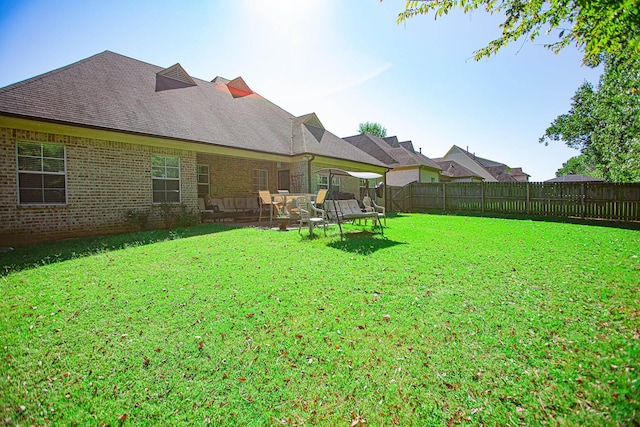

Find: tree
358;122;388;138
397;0;640;65
555;154;602;178
540;52;640;182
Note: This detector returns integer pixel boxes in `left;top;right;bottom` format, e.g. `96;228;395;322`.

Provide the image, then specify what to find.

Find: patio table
270;193;316;232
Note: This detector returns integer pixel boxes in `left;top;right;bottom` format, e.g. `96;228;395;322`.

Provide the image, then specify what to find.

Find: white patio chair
296;196;327;236
363;195;386;226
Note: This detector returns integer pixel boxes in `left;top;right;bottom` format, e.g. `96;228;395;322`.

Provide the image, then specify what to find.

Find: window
360;178;376;189
17;141;67;205
197;164;210;196
253;169;268;192
152;155;180;203
316;175;340;192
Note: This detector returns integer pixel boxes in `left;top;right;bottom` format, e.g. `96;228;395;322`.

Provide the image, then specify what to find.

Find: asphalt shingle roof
545;174;604;182
0;50;386;167
436;160;481;179
343;133;441;170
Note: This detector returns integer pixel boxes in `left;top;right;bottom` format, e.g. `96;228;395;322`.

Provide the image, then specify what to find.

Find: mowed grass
1;214;639;426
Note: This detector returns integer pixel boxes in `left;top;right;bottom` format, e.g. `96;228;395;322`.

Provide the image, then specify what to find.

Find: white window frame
16;141;67;205
152;155;181;204
316;175;340;192
197;164;210;196
253;169;268;192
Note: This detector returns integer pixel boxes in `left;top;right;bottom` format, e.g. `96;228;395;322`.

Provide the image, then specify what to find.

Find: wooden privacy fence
387;182;640;222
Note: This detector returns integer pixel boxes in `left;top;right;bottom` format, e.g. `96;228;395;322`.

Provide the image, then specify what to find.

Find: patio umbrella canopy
315;168;383;236
315;168;383;181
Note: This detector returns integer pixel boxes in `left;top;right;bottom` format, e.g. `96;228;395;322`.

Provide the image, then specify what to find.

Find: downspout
307;154;315;193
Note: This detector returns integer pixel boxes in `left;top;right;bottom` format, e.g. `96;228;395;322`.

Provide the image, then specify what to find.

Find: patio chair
363;195;386;226
313;189;328;207
296;196;327;236
286;196;301;224
258;190;282;228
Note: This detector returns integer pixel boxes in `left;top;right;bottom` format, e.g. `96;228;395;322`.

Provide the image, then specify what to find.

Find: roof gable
301;112;324;129
155;63;196;92
292;113;326;144
226;77;253;98
383;136;400;147
399;140;414;151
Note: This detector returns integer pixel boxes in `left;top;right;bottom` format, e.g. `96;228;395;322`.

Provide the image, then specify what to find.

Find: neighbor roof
343;133;441;171
545;174;604;182
0;50;385;167
437;145;529;182
436;160;482;179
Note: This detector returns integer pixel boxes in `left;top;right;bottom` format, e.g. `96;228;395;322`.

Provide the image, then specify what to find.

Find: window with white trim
17;141;67;205
316;175;340;192
360;178;376;189
253;169;268;192
152;155;181;203
197;164;210;196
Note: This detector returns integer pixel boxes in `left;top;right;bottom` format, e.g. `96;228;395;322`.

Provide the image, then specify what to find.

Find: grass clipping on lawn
1;214;639;426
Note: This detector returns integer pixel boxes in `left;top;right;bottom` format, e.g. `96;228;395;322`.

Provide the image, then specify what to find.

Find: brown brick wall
1;127;197;246
197;153;285;196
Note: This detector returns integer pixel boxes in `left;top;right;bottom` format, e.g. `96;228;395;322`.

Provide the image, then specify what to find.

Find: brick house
0;51;387;246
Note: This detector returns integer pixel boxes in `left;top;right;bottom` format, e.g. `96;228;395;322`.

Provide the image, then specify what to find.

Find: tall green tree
555;154;602;178
358;122;388;138
397;0;640;65
540;52;640;182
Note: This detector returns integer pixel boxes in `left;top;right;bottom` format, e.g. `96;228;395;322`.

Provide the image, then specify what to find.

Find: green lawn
1;214;639;426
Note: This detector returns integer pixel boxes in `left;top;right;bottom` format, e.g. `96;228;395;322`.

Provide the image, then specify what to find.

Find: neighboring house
343;134;441;188
434;145;530;182
435;160;484;182
545;174;605;183
0;51;386;246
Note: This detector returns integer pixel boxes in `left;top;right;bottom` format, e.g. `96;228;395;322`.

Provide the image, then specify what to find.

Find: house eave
0;114;296;162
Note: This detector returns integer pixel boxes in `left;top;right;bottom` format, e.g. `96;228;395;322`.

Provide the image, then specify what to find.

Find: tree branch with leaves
397;0;640;66
540;52;640;182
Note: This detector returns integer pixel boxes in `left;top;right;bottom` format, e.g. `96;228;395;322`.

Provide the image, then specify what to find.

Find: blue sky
0;0;602;181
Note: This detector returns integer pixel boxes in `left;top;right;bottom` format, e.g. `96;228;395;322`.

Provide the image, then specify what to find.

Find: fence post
442;183;446;212
526;182;530;215
481;182;485;213
409;182;413;212
581;182;585;219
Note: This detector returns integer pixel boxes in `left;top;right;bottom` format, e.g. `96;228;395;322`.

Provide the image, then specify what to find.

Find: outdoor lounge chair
197;197;216;222
296;196;327;236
